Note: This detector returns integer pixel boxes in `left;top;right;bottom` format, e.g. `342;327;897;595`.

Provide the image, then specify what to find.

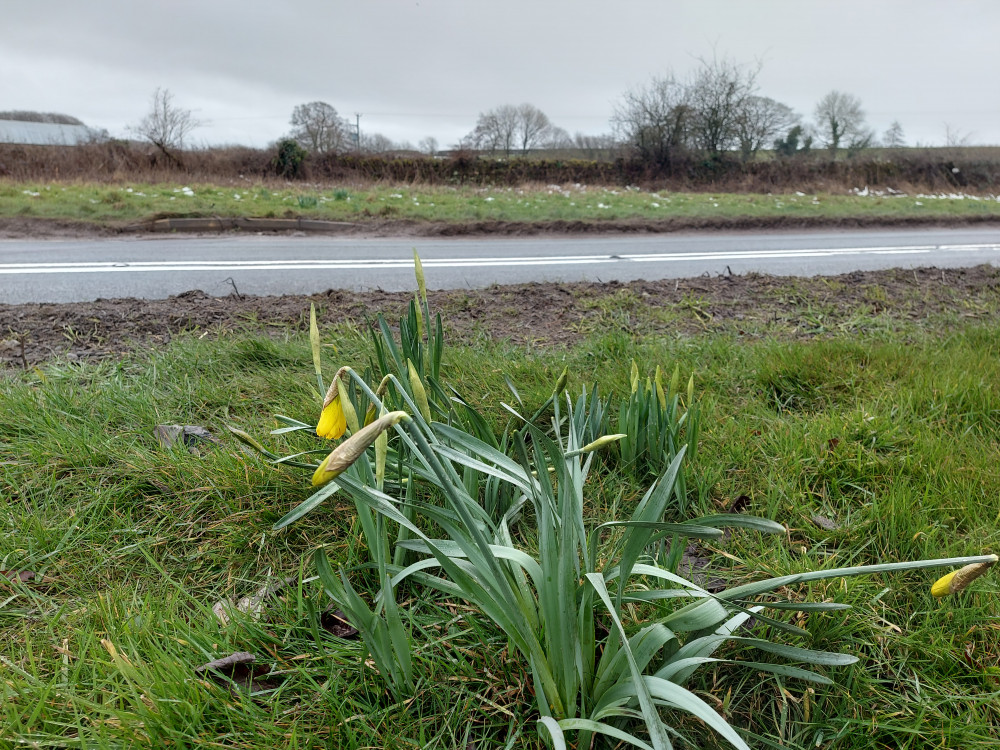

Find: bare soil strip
3;264;998;368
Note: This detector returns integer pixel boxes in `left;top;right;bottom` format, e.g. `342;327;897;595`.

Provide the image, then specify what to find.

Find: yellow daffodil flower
931;558;996;597
316;366;350;439
316;396;346;439
312;411;409;486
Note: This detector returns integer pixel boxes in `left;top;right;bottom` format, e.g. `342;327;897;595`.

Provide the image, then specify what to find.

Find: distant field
2;180;1000;229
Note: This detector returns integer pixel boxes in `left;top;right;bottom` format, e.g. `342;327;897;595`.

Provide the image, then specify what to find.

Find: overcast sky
3;1;998;149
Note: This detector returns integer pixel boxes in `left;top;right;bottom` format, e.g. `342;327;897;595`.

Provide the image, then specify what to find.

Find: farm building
0;119;101;146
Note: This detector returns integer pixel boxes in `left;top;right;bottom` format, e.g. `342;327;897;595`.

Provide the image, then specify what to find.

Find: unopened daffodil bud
364;374;394;426
654;365;666;409
931;557;997;597
407;359;432;422
413;249;427;305
312;411;410;486
571;433;628;456
630;361;639;393
413;293;423;333
554;366;569;396
309;303;322;383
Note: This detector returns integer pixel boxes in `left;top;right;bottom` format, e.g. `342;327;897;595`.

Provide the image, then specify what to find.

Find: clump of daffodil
317;367;351;440
312;411;409;486
931;555;997;597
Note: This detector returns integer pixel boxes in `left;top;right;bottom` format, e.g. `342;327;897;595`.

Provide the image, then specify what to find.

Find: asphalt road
1;227;999;303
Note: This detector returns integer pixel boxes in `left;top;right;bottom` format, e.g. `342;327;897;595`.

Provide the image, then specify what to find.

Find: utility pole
355;113;361;153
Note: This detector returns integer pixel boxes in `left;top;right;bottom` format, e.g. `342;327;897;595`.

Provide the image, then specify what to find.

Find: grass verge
3;180;1000;230
2;319;999;748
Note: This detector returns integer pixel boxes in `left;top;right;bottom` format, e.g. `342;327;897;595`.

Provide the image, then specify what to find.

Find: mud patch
4;214;1000;240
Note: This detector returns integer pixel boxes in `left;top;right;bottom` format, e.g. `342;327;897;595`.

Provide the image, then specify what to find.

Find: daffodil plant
298;383;998;749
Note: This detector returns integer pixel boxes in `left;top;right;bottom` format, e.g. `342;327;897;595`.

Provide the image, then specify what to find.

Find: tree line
273;58;911;166
30;57;978;174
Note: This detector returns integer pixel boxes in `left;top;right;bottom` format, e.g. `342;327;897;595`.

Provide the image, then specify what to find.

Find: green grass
3;179;1000;227
2;321;999;748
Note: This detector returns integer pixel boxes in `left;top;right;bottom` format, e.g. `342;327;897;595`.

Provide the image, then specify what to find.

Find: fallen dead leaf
1;570;43;584
810;513;839;531
213;575;296;626
153;424;221;455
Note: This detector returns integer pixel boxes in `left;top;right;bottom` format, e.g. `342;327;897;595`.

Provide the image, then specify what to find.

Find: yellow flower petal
316;396;346;439
312;411;409;486
931;570;957;598
932;560;995;597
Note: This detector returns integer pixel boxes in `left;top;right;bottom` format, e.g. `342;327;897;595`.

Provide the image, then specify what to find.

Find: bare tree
467;104;518;156
130;88;201;163
418;136;439;155
943;122;972;147
612;73;693;169
687;57;760;156
467;103;555;157
361;132;395;153
543;126;574;150
515;103;552;154
883;121;905;148
734;96;798;161
813;91;871;157
289;101;348;153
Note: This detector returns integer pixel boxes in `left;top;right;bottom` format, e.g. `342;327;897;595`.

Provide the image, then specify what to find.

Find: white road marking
0;244;998;275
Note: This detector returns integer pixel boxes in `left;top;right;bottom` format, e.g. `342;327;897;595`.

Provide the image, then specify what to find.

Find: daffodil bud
931;557;997;597
336;377;360;434
553;366;568;396
687;373;695;406
669;364;680;396
407;359;432;422
312;411;410;486
413;293;423;333
630;360;639;393
413;249;427;305
654;365;666;409
577;433;628;455
309;303;322;383
365;374;394;426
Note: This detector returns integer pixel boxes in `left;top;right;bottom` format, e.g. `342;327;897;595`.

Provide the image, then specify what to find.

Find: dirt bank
3;213;1000;240
3;264;999;368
